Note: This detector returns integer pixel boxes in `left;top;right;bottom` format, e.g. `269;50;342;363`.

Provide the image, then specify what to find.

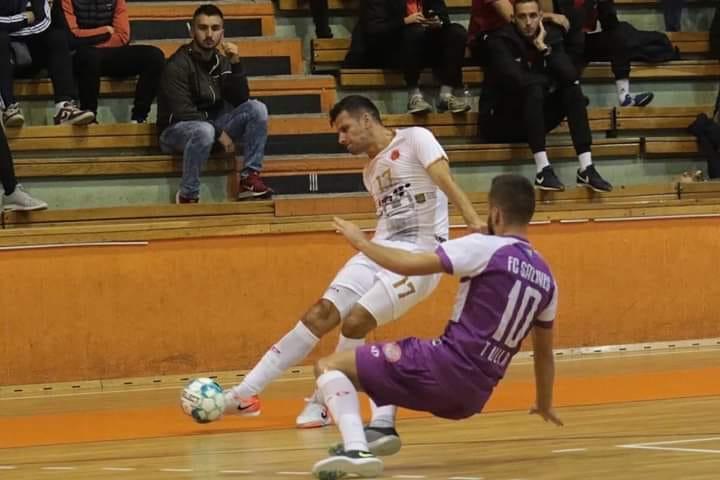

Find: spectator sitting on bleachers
0;124;47;211
344;0;471;114
0;0;95;127
57;0;165;123
478;0;612;193
467;0;570;66
310;0;333;38
554;0;655;107
157;4;271;204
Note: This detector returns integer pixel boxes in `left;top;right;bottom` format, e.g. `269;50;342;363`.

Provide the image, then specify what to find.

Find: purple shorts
356;337;492;420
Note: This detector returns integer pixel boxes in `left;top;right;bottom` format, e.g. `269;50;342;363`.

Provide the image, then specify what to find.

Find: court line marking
101;467;137;471
448;477;484;480
0;466;17;470
220;470;255;474
276;472;311;476
159;468;193;472
618;437;720;454
552;448;588;453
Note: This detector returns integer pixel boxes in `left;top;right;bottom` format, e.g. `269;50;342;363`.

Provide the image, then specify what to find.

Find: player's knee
301;299;340;338
341;309;376;339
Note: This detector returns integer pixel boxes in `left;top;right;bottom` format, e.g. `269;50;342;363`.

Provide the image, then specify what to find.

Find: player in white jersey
221;95;484;432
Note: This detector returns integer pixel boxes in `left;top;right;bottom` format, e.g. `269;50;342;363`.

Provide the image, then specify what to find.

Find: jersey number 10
493;280;542;349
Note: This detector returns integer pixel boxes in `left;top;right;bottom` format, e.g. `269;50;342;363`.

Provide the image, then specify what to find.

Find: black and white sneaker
577;164;613;192
329;426;402;457
312;449;383;479
535;166;565;192
53;101;95;125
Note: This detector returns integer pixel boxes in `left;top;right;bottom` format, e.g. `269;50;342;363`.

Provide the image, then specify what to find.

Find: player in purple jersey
310;174;563;479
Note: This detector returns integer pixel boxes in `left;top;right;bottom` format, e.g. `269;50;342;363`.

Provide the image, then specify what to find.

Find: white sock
307;335;365;404
616;79;630;103
578;151;593;171
409;87;422;98
229;321;319;401
369;400;397;428
439;85;453;99
318;370;368;452
533;151;550;173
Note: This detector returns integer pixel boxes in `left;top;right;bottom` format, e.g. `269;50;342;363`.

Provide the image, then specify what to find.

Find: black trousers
479;83;592;156
368;23;467;88
0;28;77;106
663;0;686;32
73;45;165;121
565;27;631;81
0;127;18;195
309;0;332;37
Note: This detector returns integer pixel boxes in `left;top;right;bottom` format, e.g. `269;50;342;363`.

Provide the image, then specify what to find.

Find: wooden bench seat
4;109;614;152
128;0;276;36
15;75;338;114
644;136;700;156
3;181;718;247
615;105;710;131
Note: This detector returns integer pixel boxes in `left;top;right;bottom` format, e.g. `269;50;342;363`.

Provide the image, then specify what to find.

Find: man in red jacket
58;0;165;123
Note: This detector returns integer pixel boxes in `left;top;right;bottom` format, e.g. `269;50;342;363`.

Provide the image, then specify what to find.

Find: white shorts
322;242;442;326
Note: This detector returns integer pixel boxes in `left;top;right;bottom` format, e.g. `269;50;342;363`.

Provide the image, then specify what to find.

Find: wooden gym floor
0;347;718;479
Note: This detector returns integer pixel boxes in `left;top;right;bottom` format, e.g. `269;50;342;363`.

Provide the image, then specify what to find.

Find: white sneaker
2;103;24;128
312;450;383;479
2;185;48;211
296;398;333;429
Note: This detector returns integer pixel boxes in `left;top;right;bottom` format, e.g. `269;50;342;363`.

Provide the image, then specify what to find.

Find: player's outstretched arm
333;217;444;276
426;159;486;233
529;326;564;426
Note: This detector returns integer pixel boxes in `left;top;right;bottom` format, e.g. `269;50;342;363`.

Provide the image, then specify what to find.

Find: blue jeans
159;99;268;199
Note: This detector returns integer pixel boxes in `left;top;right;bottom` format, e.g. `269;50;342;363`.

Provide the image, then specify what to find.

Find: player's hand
333;216;368;250
217;130;235;153
24;11;36;24
467;220;488;234
529;405;564;426
105;25;115;35
220;41;241;63
424;16;443;29
546;13;570;32
404;12;426;25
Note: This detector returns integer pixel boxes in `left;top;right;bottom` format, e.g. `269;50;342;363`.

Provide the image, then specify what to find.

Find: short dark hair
193;3;224;21
489;174;536;225
514;0;541;9
329;95;382;124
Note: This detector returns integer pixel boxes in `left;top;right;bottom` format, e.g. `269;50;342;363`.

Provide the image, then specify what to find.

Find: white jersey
363;127;450;250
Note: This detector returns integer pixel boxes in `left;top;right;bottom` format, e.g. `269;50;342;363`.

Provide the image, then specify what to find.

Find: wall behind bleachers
1;216;718;385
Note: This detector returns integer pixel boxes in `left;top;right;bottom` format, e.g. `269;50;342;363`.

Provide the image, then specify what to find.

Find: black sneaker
329;426;402;457
312;449;383;479
577;164;613;193
535;166;565;192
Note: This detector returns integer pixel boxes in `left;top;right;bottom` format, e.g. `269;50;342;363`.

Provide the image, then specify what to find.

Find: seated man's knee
246;99;268;123
143;46;166;73
445;22;468;42
403;24;427;44
302;299;340;338
341;306;376;339
191;122;216;146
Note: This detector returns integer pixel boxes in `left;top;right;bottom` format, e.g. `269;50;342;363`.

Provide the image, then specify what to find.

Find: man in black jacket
157;4;270;203
345;0;470;114
555;0;654;107
480;0;612;192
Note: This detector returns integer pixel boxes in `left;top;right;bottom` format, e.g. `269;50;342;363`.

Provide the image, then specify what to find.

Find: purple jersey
435;233;558;384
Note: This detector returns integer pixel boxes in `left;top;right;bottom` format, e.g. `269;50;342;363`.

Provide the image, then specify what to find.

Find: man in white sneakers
0;126;47;211
221;95;484;430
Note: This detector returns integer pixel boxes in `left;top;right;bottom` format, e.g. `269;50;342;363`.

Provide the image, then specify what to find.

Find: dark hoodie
0;0;49;34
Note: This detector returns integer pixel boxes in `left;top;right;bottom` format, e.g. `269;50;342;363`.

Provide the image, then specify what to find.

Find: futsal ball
181;378;226;423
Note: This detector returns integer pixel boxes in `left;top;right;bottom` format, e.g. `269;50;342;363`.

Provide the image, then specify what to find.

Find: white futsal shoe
296;397;333;428
312;449;383;479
